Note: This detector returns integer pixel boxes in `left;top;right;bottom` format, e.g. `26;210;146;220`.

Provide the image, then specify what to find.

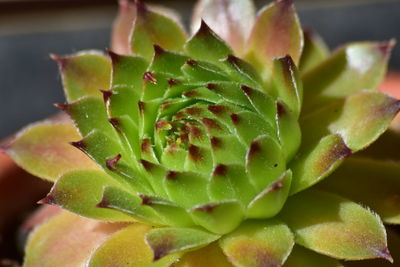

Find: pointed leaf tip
99;89;113;103
37;194;56;205
106;154;122;171
143;71;157;83
377;39;396;57
69;140;86;151
50;54;67;69
53;103;70;112
378;247;393;263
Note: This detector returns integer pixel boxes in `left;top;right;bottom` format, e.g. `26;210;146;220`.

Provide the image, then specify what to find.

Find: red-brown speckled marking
188;145;203;162
106;154;122;170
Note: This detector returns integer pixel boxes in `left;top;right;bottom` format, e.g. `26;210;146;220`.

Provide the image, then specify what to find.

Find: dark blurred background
1;0;400;139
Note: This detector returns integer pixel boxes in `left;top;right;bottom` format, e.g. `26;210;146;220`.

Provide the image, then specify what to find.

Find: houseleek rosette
2;0;400;266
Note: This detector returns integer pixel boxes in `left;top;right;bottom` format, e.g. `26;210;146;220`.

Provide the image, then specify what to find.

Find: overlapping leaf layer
3;0;400;266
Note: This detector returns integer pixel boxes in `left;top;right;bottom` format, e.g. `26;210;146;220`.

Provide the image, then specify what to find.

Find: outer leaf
191;0;255;55
345;228;400;267
145;227;220;261
299;29;330;74
301;41;394;113
280;190;392;262
111;0;137;54
318;158;400;224
292;91;400;193
185;21;233;65
357;129;400;162
175;242;232;267
130;1;187;61
284;245;343;267
24;211;126;267
220;220;294;267
52;51;111;102
39;170;134;222
88;224;179;267
2;123;98;182
246;0;303;76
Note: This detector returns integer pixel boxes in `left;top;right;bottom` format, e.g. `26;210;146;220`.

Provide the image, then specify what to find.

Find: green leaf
164;171;209;208
301;41;394;113
292;91;400;193
280;190;392;262
181;59;230;83
272;56;303;118
245;134;286;191
185;21;233;65
39;170;134;221
98;185;165;225
319;158;400;225
191;0;255;55
3;123;98;182
246;0;303;78
130;1;187;61
175;242;232;267
146;227;220;261
109;51;147;89
247;170;292;219
52;51;111;102
149;45;189;76
88;224;180;267
299;29;330;74
290;134;351;194
189;200;244;234
284;245;343;267
220;220;294;267
24;211;126;267
220;55;263;88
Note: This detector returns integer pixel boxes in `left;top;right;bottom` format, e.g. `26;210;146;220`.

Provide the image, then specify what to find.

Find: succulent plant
2;0;400;266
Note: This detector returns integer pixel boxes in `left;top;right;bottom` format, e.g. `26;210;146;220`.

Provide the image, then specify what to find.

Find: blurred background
0;0;400;139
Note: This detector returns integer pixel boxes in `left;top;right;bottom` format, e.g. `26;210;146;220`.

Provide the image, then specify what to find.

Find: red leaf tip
50;54;68;70
143;72;157;83
54;103;70;112
135;0;147;15
99;89;113;103
154;44;165;56
106;154;122;171
377;39;395;57
378;247;393;263
37;194;56;205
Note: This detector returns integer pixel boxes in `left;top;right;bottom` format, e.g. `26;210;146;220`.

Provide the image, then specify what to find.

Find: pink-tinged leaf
299;29;330;74
111;0;136;54
52;51;111;102
3;123;98;182
145;227;220;261
284;245;343;267
289;134;352;194
130;1;187;61
319;158;400;225
88;224;180;267
280;190;392;262
40;170;135;222
301;41;394;113
345;228;400;267
175;242;232;267
24;211;128;267
220;220;294;267
246;0;303;76
191;0;255;55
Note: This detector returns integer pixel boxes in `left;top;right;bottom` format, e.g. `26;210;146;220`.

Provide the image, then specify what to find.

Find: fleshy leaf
302;41;394;113
24;211;126;267
97;186;164;225
189;200;244;234
185;21;233;65
280;190;392;262
88;224;180;267
292;91;400;193
319;158;400;224
145;227;220;261
290;134;351;194
220;220;294;266
345;228;400;267
299;29;330;74
246;170;292;219
356;129;400;162
130;1;187;61
191;0;255;55
40;170;134;222
284;245;343;267
3;123;98;182
175;242;232;267
52;51;111;102
246;0;303;77
111;0;137;54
